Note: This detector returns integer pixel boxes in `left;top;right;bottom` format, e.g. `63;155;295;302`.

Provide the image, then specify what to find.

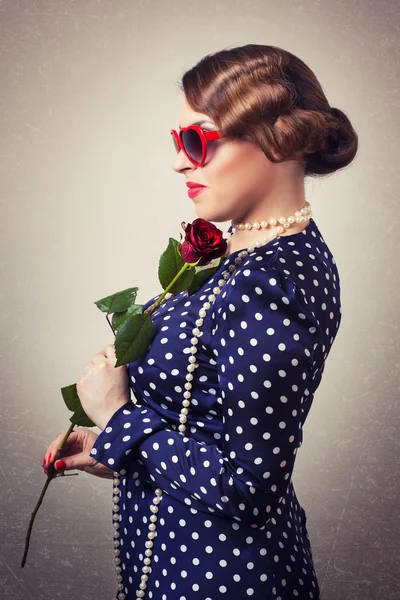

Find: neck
228;164;307;249
226;197;309;255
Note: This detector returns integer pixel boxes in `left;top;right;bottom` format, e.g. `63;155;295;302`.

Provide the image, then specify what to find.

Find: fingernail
54;460;66;470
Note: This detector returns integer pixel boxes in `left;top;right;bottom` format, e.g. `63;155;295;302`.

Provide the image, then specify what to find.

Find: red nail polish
54;460;66;470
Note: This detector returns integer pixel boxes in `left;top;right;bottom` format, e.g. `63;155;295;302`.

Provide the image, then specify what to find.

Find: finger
54;452;98;472
103;343;116;359
91;353;106;365
42;432;66;463
42;431;79;472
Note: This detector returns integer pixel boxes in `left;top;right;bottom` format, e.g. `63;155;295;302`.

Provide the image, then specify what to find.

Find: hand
76;343;130;430
42;428;115;479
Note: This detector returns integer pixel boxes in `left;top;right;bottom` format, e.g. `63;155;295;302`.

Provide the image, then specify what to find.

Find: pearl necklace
111;201;312;600
227;200;312;251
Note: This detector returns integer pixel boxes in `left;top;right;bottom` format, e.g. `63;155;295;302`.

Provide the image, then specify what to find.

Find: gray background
1;1;399;599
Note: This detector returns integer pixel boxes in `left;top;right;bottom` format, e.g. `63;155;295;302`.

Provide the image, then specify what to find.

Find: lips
187;187;206;198
186;182;206;188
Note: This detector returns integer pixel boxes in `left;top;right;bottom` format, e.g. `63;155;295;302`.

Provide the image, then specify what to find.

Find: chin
193;206;211;220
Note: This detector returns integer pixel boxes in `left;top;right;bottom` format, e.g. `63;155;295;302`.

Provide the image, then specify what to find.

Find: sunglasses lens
181;129;203;164
171;133;179;154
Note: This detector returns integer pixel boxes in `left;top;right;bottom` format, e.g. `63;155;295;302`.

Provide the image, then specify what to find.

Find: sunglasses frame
170;124;225;167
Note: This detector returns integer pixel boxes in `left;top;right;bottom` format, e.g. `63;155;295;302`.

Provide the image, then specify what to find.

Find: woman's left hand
76;343;131;431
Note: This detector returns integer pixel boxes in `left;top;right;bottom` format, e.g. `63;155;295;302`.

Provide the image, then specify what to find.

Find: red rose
179;219;228;266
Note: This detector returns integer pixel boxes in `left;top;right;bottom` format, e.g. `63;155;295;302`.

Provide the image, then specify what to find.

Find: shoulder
215;245;297;314
212;247;320;348
214;251;316;326
209;258;320;373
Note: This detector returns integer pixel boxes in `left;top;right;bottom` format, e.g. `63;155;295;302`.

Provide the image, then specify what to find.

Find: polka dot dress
90;217;341;599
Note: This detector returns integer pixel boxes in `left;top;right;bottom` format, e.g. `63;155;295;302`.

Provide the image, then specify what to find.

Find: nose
172;147;197;174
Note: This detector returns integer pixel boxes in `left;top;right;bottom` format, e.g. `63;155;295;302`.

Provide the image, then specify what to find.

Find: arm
90;264;319;528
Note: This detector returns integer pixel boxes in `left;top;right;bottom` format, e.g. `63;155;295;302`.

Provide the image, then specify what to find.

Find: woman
43;44;358;599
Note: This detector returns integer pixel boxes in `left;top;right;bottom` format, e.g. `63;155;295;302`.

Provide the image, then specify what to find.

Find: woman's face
172;93;281;225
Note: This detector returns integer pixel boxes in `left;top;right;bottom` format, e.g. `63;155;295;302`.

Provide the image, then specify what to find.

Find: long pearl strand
111;201;312;600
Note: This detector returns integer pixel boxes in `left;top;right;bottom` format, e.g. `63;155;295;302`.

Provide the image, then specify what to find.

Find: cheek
207;144;270;197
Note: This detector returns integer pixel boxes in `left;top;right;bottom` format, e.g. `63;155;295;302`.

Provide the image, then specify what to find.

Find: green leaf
94;287;139;314
158;238;196;293
169;264;196;294
112;303;144;330
69;403;96;427
158;238;185;286
114;312;154;367
61;384;96;427
187;256;225;295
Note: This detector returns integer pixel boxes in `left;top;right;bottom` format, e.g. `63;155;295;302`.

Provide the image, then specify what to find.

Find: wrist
97;401;130;431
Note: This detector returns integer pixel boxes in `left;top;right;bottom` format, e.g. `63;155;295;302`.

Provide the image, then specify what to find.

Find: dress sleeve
89;264;319;528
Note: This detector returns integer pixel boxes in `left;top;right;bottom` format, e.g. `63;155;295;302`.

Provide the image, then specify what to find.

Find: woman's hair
177;44;358;177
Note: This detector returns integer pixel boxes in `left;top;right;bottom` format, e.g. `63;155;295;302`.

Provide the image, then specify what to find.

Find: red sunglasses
170;125;225;167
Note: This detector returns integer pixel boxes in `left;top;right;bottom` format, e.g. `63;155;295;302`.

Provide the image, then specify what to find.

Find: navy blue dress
89;217;342;599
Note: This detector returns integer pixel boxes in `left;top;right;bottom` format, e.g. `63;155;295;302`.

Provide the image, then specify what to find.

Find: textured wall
1;1;398;599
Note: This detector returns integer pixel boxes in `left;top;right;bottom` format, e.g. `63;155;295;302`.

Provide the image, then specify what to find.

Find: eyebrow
178;119;215;129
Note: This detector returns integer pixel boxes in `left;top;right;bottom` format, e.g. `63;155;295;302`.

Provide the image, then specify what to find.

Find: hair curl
176;44;358;177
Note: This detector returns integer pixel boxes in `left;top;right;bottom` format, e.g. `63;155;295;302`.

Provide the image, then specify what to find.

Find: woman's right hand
42;427;115;480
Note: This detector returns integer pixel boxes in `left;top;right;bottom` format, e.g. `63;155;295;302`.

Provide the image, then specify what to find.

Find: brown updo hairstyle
177;44;358;177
